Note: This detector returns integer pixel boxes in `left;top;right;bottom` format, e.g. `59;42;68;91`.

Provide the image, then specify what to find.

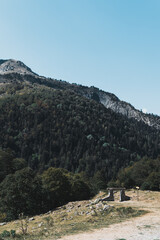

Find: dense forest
0;87;160;178
0;79;160;220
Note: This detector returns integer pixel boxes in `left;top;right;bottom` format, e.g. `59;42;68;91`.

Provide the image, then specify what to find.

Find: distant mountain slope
0;59;160;181
0;59;159;130
84;88;160;130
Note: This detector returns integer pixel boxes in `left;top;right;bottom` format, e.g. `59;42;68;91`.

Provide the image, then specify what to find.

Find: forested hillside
0;86;160;181
0;66;160;220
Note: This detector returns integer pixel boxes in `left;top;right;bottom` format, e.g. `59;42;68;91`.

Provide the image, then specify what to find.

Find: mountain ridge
0;59;159;129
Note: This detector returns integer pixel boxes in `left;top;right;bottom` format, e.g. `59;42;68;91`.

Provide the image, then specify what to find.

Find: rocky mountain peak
0;59;37;76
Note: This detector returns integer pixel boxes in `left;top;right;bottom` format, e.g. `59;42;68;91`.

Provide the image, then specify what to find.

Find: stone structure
102;189;114;201
120;189;130;201
102;188;130;202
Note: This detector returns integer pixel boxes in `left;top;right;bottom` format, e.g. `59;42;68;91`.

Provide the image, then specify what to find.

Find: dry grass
0;189;155;240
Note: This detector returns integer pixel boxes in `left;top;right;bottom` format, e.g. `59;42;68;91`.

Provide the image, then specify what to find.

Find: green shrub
1;230;10;237
10;229;16;238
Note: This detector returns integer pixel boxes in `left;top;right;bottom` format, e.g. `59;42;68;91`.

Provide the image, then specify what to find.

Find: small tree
42;167;71;209
0;168;43;220
19;213;29;235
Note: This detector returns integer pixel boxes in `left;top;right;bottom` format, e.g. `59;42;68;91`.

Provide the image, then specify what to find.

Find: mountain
0;59;159;130
0;59;160;182
1;59;160;223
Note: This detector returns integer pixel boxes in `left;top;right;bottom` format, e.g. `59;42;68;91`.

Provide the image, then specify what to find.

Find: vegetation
115;156;160;190
0;164;91;220
0;87;160;180
0;77;160;221
0;190;148;240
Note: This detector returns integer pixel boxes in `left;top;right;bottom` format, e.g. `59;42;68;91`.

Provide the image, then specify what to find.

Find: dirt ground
58;190;160;240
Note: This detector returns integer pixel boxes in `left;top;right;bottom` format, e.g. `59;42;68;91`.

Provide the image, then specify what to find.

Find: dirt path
58;191;160;240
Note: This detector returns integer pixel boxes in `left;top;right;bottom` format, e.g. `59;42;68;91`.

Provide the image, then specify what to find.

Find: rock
103;205;110;211
90;199;101;205
0;222;6;226
74;211;78;216
96;203;103;209
91;210;97;216
102;196;108;201
46;210;51;214
38;222;44;227
29;217;35;221
93;198;101;204
80;212;84;215
85;204;90;207
90;206;94;210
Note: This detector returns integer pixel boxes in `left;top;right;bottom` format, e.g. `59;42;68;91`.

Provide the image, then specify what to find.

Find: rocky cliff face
0;59;160;129
97;90;160;129
71;86;160;129
0;59;37;76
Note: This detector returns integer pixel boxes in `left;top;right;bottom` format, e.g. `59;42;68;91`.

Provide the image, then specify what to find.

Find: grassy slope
0;190;153;240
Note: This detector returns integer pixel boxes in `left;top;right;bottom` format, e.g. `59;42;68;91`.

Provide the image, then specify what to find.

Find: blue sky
0;0;160;115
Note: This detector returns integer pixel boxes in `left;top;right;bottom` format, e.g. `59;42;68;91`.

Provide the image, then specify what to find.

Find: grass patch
0;190;152;240
116;239;127;240
143;224;152;228
0;206;146;240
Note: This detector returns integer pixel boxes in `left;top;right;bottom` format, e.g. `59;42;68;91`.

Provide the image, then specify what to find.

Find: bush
0;168;43;220
42;167;72;209
141;181;150;190
10;230;16;238
1;230;10;238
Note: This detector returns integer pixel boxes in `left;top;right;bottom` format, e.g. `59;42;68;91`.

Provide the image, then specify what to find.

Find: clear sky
0;0;160;115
